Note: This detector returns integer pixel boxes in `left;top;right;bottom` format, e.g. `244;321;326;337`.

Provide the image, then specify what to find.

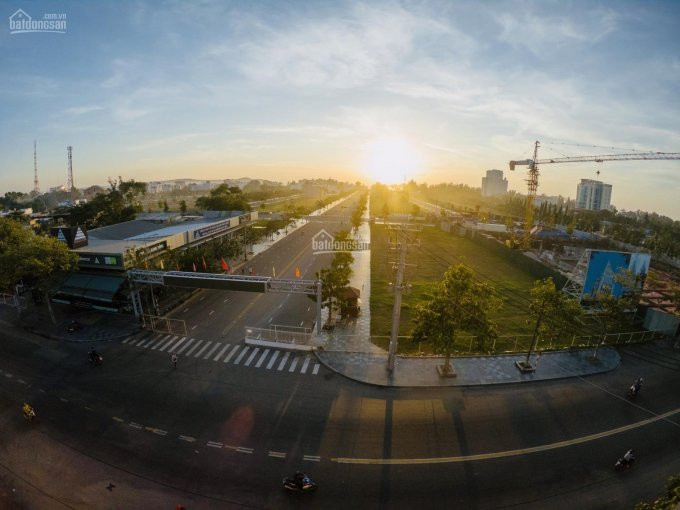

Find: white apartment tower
576;179;612;211
481;169;508;197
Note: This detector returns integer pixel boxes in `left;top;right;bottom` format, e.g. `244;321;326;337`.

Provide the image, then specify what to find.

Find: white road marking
176;338;195;354
140;336;157;348
255;349;270;368
194;341;212;358
224;345;240;363
207;441;223;448
277;352;290;371
313;363;320;375
159;336;180;352
268;317;273;323
185;339;204;356
129;422;143;429
191;325;197;330
224;298;229;303
236;447;254;454
266;350;280;369
127;338;140;346
300;357;310;374
122;337;131;344
268;451;287;458
288;355;299;372
303;455;321;462
299;321;304;326
166;337;186;353
214;344;231;361
84;406;93;411
179;435;196;443
59;397;69;402
17;378;27;384
199;296;205;301
234;346;250;365
112;417;124;423
307;306;311;312
4;373;12;378
204;342;221;359
184;308;190;313
149;336;168;350
209;310;215;316
145;427;168;436
244;347;259;366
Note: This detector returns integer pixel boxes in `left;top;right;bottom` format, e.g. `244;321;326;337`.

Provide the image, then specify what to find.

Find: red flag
202;256;207;271
221;257;229;271
192;262;197;272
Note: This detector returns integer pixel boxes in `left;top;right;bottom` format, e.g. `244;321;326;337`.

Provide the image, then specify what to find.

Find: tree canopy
196;185;251;212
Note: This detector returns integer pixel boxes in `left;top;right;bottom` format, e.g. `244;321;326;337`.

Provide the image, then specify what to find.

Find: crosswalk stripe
244;347;259;366
234;346;250;365
194;341;212;358
312;363;320;375
159;336;179;352
140;335;159;348
300;357;310;374
214;344;230;361
167;337;186;353
224;345;240;363
151;335;171;350
122;336;132;344
185;339;204;356
204;342;221;359
176;338;195;354
127;337;139;346
255;349;270;368
266;350;280;369
288;355;299;372
277;352;290;371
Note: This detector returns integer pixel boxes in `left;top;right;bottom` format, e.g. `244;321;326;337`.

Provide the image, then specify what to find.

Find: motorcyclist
89;348;100;363
22;403;35;420
293;471;306;489
623;449;635;465
634;377;643;393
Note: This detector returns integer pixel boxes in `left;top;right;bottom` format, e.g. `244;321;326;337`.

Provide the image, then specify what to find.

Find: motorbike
22;406;36;422
614;455;635;471
626;385;638;399
89;353;103;366
283;474;317;493
67;320;82;333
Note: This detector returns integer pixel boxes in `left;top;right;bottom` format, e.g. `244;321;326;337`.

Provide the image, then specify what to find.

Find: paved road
1;197;680;509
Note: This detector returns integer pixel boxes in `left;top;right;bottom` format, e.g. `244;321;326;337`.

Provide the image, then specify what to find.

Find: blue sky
1;0;679;217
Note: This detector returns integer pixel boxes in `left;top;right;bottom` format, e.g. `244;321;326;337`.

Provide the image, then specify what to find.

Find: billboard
582;250;650;299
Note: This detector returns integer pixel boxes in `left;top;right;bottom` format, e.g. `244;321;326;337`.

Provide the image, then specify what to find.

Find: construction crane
509;141;680;244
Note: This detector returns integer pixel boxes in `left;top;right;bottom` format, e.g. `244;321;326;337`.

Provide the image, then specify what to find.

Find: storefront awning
57;273;126;303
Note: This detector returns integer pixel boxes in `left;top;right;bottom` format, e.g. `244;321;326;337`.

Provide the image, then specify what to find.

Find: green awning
57;273;126;303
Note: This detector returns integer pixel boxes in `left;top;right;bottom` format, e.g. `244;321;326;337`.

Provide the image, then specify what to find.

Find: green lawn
370;224;541;353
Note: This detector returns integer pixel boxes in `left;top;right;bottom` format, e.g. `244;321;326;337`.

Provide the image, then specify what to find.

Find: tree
0;217;78;323
634;473;680;510
520;278;583;370
313;243;354;324
68;177;146;229
412;264;502;376
163;200;169;212
179;200;187;214
196;185;250;212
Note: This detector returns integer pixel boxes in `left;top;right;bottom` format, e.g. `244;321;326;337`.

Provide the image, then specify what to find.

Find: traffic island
436;364;457;378
515;360;536;373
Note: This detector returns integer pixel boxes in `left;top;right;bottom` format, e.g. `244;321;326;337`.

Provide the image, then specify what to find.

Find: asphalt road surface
1;196;679;509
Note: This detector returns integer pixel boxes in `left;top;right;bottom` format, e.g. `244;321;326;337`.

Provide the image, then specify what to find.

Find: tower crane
509;141;680;244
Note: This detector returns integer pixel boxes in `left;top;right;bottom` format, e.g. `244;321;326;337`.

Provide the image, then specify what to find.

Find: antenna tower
66;146;74;192
33;140;40;194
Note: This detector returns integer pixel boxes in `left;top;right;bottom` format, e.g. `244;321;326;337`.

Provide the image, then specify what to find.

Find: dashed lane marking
129;422;143;429
244;347;260;366
207;441;223;448
234;346;250;365
214;344;230;361
112;417;124;423
303;455;321;462
266;350;280;369
209;310;215;316
191;325;197;330
269;451;287;458
59;397;69;403
179;435;196;443
236;447;254;454
184;308;190;313
145;427;168;436
224;345;240;363
255;349;270;368
224;298;229;303
204;342;221;359
194;341;212;358
4;373;11;378
17;378;27;385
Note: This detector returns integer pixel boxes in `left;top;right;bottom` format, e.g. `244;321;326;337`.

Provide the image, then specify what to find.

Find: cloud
63;105;105;115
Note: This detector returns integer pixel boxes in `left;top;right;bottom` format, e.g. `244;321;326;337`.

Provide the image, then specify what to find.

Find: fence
141;314;187;336
245;325;313;346
369;328;672;356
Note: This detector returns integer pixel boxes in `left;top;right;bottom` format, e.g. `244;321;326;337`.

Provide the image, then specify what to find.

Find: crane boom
508;141;680;246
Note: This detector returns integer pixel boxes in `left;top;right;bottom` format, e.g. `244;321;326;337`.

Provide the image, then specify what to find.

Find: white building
481;169;508;197
576;179;612;211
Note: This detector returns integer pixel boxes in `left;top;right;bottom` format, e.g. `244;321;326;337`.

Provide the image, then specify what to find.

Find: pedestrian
171;352;178;369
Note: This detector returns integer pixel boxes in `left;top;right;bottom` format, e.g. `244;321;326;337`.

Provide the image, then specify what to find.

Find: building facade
481;169;508;197
576;179;612;211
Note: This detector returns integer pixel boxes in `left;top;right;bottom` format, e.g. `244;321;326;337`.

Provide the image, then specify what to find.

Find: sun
361;137;424;184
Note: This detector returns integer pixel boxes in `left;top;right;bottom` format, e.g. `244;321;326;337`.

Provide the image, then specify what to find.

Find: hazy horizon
1;1;679;217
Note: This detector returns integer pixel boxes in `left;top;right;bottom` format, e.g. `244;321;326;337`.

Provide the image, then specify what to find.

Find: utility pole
33;140;40;195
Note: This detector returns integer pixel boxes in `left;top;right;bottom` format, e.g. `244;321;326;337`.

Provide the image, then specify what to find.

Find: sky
1;0;679;217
